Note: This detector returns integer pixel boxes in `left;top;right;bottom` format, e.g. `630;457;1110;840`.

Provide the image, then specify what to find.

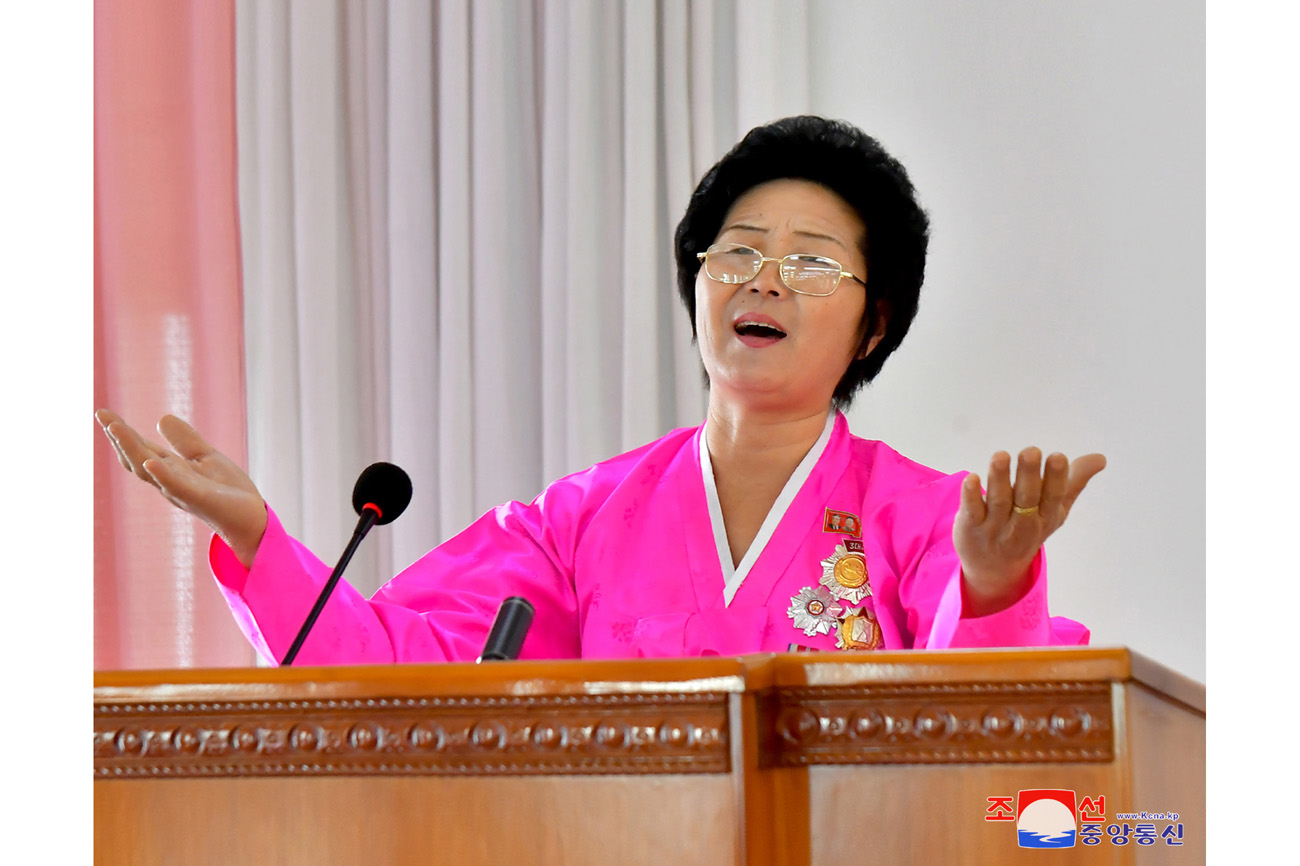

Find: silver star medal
819;542;871;605
787;586;843;636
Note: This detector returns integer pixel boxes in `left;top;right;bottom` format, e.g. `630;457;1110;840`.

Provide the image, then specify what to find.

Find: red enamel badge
822;508;862;538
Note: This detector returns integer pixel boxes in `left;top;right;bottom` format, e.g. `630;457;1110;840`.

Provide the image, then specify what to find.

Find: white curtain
234;0;811;594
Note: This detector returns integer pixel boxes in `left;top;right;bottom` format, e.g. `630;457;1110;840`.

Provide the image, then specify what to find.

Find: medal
787;586;843;636
819;540;871;604
785;529;884;652
836;605;883;650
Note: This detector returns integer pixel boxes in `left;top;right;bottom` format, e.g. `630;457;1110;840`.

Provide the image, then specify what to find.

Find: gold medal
833;555;867;589
836;605;883;651
819;541;871;604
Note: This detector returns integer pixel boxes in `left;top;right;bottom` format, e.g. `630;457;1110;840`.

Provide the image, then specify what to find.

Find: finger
1038;452;1070;524
158;414;215;461
984;451;1013;527
104;419;171;483
1011;447;1043;512
1063;453;1108;511
94;408;122;429
96;411;132;469
101;426;133;473
107;420;169;462
958;472;987;527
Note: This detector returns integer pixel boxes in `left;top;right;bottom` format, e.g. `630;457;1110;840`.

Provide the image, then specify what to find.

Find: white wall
808;0;1204;680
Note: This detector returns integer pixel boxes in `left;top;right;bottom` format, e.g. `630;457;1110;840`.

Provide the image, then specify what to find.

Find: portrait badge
819;539;870;605
822;508;862;538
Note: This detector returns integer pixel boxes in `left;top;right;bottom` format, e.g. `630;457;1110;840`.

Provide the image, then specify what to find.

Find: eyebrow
720;222;851;253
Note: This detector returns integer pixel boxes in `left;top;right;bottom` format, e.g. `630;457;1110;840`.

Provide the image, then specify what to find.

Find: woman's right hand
95;409;268;569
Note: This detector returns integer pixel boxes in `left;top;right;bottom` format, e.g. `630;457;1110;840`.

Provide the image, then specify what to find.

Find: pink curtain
94;0;254;668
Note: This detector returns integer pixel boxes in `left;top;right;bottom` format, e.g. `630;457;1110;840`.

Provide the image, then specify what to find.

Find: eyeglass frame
696;242;868;297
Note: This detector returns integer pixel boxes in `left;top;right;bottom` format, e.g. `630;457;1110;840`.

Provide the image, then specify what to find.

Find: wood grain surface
94;648;1204;865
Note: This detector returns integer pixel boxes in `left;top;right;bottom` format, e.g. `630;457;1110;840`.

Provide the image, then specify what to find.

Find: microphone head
479;596;535;662
352;462;413;526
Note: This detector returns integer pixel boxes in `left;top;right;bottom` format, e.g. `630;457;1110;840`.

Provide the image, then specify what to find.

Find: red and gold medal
836;605;883;651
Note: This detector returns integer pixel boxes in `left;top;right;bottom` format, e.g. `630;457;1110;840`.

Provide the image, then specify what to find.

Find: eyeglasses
696;243;867;297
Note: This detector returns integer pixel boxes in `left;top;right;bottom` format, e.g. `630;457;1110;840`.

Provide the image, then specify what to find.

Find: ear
856;300;891;360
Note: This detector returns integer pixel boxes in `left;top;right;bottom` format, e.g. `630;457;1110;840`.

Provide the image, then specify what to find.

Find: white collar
699;412;837;607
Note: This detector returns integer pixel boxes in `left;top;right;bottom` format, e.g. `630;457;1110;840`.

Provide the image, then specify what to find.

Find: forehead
719;178;865;247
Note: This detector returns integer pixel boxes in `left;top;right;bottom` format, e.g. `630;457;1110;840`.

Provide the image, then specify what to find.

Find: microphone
350;462;413;528
281;462;413;666
477;597;535;662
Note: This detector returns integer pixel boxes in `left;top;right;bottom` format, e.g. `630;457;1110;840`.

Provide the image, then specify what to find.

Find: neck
703;399;836;569
704;399;834;471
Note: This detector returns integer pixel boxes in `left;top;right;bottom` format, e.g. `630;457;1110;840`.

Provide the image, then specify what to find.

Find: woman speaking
96;116;1105;664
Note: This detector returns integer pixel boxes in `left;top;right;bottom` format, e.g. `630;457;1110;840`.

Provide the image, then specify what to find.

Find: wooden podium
94;648;1204;864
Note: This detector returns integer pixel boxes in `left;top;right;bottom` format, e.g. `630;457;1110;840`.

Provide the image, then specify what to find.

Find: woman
97;116;1105;664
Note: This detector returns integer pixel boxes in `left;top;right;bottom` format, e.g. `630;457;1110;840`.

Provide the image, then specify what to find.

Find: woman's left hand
954;447;1107;617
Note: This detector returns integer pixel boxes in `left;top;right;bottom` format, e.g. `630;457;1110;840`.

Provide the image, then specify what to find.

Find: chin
710;374;797;407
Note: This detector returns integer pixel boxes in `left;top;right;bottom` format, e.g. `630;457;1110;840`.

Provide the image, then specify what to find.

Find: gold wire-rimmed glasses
696;242;867;297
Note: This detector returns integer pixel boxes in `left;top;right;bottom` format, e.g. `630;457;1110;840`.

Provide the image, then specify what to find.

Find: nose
745;257;788;298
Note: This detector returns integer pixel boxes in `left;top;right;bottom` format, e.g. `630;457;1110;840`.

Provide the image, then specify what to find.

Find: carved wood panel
762;681;1113;765
95;692;730;778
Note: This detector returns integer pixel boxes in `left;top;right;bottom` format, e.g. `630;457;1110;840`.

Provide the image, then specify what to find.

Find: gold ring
1012;504;1039;516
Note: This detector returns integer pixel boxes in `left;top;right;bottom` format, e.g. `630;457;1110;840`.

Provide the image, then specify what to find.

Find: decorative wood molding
94;654;1161;778
95;692;730;778
761;681;1113;765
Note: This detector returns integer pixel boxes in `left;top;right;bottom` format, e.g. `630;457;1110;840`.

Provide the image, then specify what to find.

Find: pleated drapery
94;0;255;668
235;0;812;595
94;0;812;667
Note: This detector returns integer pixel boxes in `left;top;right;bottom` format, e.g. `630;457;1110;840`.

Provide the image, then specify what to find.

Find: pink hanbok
210;413;1088;665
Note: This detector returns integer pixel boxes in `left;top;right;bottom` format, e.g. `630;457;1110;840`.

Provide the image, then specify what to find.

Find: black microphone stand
280;506;380;666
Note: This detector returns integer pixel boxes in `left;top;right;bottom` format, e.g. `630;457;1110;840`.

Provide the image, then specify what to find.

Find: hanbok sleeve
868;473;1090;650
210;484;585;666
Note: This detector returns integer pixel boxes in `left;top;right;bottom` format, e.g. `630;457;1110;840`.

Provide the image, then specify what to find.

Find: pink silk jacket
210;413;1088;665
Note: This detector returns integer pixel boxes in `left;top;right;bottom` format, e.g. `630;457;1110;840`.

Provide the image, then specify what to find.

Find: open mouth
734;320;788;340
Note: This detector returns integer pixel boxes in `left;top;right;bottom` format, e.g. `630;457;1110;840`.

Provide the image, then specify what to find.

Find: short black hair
673;115;930;408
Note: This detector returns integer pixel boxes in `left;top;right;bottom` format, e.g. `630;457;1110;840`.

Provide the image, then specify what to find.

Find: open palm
954;447;1106;616
96;409;267;568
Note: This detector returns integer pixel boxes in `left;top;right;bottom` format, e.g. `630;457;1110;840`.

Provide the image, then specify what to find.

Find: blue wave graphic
1018;829;1077;848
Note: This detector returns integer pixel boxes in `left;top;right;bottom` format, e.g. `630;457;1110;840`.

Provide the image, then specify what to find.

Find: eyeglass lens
705;245;841;296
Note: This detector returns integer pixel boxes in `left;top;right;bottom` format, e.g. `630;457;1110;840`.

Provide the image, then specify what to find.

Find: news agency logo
987;789;1185;847
1015;789;1077;848
986;788;1102;849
